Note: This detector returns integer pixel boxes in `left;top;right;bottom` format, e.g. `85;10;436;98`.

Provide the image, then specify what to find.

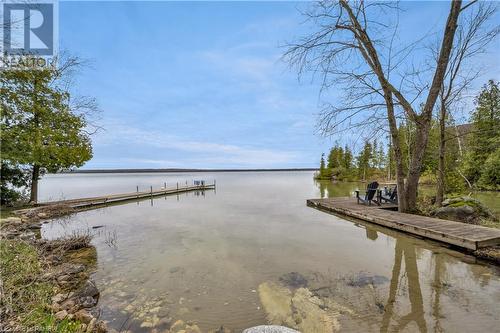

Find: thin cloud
92;123;300;168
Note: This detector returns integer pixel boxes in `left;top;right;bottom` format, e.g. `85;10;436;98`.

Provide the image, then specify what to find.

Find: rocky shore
0;205;108;332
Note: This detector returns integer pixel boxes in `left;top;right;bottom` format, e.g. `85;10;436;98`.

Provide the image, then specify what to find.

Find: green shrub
478;148;500;190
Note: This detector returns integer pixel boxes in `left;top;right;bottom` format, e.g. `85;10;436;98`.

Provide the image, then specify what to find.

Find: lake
40;171;500;332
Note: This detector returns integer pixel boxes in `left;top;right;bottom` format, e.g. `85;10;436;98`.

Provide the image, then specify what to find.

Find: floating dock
307;197;500;250
38;183;215;209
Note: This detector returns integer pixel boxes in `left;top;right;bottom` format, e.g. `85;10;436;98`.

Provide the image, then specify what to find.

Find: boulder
434;196;496;224
170;320;186;332
208;327;231;333
51;293;67;304
86;318;96;333
55;310;68;320
62;263;86;275
95;320;108;333
57;274;71;283
185;324;202;333
76;280;99;299
60;298;77;311
27;223;42;230
74;309;93;324
80;296;98;308
434;205;476;223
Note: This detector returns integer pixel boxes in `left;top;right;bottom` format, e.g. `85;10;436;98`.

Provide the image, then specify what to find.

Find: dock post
136;186;139;198
177;182;179;191
164;182;166;189
150;186;153;197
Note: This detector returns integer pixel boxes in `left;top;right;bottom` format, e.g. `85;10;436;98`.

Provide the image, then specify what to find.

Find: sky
59;1;500;170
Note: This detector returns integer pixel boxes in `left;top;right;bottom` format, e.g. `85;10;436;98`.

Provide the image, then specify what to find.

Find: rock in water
76;280;99;298
347;273;389;287
279;272;308;289
243;325;300;333
257;282;341;332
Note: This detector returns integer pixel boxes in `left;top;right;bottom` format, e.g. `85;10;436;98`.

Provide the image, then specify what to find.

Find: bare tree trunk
385;92;408;212
345;0;461;212
405;116;433;211
402;0;462;211
30;164;40;204
436;101;446;205
455;125;464;157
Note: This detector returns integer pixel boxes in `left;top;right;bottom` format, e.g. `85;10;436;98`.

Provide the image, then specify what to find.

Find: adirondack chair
380;185;398;204
355;181;380;206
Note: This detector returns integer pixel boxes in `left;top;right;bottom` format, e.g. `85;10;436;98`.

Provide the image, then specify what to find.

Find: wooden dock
38;183;215;209
307;197;500;250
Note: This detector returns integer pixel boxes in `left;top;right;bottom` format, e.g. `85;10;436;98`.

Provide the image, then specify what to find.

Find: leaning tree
284;0;476;212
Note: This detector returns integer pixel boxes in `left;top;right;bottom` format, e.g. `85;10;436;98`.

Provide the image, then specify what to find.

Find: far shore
59;168;319;174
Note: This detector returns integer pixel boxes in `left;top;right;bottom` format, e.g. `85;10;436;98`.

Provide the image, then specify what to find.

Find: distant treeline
63;168;319;174
316;81;500;192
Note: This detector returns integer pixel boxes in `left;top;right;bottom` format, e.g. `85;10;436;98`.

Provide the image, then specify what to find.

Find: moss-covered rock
434;196;496;224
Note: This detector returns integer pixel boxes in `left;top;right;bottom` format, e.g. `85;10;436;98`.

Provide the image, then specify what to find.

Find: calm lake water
40;172;500;332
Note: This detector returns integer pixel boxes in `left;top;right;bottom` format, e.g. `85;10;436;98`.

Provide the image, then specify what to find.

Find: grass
480;218;500;229
0;239;82;332
0;206;16;219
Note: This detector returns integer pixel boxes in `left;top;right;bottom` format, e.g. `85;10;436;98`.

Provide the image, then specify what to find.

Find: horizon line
61;167;319;174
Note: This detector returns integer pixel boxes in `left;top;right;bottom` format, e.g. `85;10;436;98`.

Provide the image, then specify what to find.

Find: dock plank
307;197;500;250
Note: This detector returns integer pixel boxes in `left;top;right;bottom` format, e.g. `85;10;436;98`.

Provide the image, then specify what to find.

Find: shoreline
0;205;109;333
59;168;318;174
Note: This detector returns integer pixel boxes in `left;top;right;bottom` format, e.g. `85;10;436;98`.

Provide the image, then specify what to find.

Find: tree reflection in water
380;238;427;332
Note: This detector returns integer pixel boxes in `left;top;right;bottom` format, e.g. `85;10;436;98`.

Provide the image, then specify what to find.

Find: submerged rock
170;319;186;332
208;325;231;333
347;273;389;287
279;272;308;289
258;282;342;332
243;326;300;333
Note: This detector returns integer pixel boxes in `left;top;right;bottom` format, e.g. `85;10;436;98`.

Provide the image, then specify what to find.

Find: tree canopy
1;64;95;203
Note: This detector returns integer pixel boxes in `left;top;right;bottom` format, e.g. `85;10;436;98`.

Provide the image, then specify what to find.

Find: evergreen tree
327;145;344;169
463;80;500;185
343;145;353;170
1;67;94;203
357;141;372;180
319;153;327;178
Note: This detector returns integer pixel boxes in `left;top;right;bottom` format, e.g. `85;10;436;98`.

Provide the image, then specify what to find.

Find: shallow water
41;172;500;332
